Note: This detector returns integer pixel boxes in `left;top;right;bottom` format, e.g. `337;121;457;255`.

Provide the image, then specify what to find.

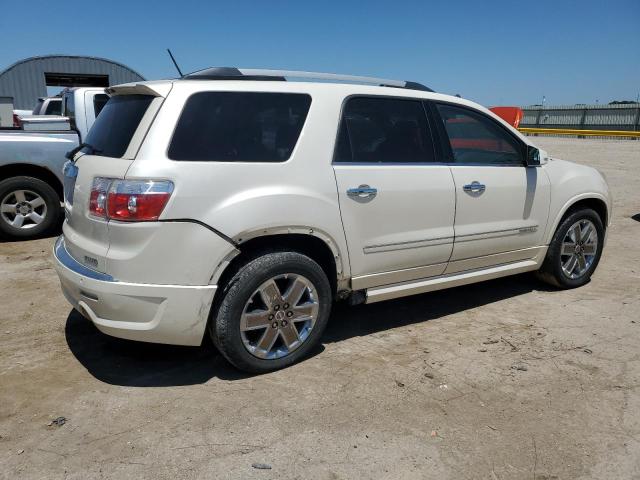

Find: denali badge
83;256;98;269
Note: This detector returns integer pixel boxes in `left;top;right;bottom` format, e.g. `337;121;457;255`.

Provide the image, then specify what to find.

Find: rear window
168;92;312;162
45;100;62;115
82;94;154;158
93;94;109;117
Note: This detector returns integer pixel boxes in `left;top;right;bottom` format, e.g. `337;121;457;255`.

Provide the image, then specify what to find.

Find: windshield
82;94;154;158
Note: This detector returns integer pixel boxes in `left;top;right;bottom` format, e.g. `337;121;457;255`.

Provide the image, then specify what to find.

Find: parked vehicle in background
0;87;108;239
12;110;32;127
12;109;32;118
31;97;62;116
54;68;611;373
0;97;14;127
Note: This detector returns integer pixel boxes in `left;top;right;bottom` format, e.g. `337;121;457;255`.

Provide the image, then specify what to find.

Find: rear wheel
537;208;604;288
210;251;332;373
0;176;61;240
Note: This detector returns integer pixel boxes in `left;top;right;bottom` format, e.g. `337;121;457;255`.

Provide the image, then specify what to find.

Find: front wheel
210;251;332;373
537;208;604;288
0;176;61;240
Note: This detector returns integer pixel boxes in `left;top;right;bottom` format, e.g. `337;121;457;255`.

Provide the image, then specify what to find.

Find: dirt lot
1;137;639;479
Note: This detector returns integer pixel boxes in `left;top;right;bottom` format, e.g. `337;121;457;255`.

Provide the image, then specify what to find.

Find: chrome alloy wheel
560;219;598;279
0;189;47;230
240;274;320;360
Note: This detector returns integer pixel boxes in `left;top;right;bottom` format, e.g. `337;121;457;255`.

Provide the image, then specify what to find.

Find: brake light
89;178;111;218
89;178;174;222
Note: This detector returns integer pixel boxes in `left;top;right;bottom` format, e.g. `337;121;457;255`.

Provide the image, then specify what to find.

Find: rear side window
83;94;154;158
334;97;435;163
436;104;523;165
168;92;312;162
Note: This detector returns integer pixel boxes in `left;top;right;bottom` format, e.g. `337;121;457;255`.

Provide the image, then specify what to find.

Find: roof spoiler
106;82;172;98
182;67;434;93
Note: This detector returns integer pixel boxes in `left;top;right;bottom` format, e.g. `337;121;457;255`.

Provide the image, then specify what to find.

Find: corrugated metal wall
521;103;640;131
0;55;145;109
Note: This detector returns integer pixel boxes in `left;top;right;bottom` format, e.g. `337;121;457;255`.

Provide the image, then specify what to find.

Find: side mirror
525;146;540;167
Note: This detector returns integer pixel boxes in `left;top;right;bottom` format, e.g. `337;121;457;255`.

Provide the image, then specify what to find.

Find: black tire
210;251;332;373
537;208;604;289
0;176;61;240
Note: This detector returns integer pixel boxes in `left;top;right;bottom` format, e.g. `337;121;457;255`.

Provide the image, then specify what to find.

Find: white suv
54;68;611;372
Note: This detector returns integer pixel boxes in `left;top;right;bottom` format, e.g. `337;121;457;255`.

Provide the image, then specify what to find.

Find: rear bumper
53;236;217;346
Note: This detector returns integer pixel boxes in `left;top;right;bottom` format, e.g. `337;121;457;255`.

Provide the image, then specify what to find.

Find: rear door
430;102;550;274
332;96;456;289
63;92;162;273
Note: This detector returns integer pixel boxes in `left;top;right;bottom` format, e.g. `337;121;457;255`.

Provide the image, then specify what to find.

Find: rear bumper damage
53;236;217;346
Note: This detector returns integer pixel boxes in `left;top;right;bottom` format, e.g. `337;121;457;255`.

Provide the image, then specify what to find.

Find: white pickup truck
0;88;108;239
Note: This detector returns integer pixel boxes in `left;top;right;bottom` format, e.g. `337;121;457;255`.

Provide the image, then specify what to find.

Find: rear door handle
463;181;486;193
347;184;378;199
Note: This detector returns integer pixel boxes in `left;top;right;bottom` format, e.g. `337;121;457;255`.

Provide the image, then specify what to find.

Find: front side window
83;94;154;158
168;92;312;162
335;97;435;163
436;104;523;165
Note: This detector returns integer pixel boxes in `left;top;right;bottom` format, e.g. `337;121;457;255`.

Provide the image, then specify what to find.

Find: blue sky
2;0;638;106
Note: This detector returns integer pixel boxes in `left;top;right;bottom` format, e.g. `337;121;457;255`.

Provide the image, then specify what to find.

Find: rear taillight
89;178;111;218
12;114;21;128
89;178;174;222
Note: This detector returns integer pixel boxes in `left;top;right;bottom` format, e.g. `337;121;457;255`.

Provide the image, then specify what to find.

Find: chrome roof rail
181;67;434;92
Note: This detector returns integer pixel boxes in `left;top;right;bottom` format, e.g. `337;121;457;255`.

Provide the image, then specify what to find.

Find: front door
332;96;456;289
432;102;550;274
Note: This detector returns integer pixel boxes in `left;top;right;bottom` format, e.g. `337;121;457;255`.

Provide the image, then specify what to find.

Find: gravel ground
1;137;639;479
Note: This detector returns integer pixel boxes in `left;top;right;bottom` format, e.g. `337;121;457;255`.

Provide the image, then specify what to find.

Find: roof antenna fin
166;49;184;77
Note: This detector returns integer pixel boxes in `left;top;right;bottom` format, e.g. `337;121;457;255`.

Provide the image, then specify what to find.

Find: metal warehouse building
0;55;145;109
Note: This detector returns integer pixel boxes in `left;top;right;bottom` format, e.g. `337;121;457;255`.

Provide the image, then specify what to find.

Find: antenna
167;49;184;77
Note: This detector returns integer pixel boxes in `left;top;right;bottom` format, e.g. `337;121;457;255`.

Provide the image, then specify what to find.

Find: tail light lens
89;178;174;222
89;178;111;218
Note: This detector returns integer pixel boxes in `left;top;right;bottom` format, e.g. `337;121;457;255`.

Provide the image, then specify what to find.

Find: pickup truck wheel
211;251;332;373
0;176;61;240
537;208;604;289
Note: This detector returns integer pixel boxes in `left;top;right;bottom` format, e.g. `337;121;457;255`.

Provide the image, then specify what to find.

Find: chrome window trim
332;161;532;167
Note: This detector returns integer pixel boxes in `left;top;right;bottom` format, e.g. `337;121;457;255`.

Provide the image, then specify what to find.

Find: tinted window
93;94;109;117
45;100;62;115
436;104;523;165
334;97;435;163
169;92;312;162
64;93;77;130
83;94;153;158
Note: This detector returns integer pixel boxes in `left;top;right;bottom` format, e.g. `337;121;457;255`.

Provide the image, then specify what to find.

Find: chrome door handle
347;184;378;199
463;181;486;193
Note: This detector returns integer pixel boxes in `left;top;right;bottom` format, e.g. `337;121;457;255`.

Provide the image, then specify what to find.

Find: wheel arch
0;163;63;199
211;228;349;297
545;194;609;244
